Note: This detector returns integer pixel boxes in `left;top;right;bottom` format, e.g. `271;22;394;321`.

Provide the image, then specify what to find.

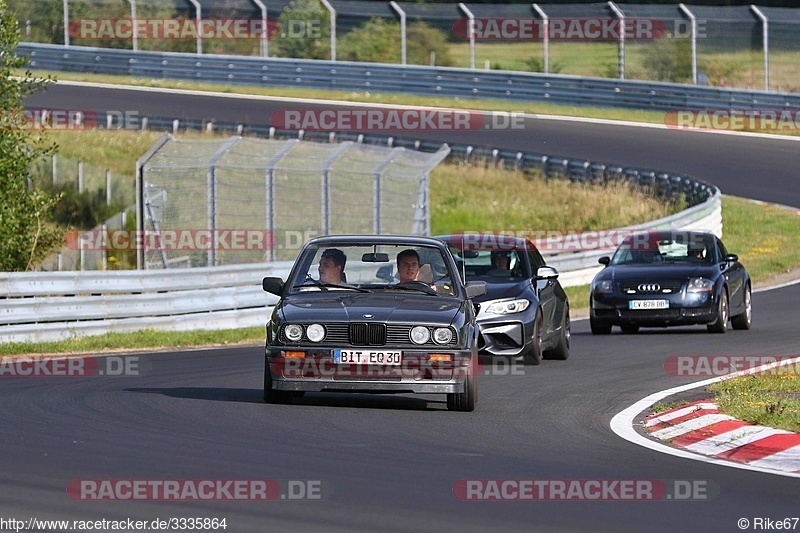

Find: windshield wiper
384;282;438;296
293;274;370;292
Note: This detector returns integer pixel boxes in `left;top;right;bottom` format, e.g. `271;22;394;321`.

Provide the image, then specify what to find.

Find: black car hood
473;280;528;303
600;264;720;282
279;293;462;326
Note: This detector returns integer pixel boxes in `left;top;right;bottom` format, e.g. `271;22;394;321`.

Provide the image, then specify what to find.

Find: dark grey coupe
261;235;486;411
437;234;570;366
590;231;752;334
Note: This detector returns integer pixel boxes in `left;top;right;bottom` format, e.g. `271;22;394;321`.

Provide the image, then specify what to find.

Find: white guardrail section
0;191;720;343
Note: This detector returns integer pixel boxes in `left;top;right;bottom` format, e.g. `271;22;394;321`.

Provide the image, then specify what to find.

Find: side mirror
262;276;285;296
465;281;486;298
598;256;611;266
536;266;559;280
724;254;738;263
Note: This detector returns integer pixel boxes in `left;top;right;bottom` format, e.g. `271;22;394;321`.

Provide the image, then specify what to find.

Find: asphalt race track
27;82;800;208
9;83;800;532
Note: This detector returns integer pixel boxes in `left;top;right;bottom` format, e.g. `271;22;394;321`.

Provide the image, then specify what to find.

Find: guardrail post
532;4;549;73
679;4;698;85
106;170;111;205
78;161;83;193
751;5;769;91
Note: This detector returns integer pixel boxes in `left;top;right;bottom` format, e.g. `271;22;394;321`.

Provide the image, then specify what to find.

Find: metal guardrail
18;43;800;112
1;111;722;342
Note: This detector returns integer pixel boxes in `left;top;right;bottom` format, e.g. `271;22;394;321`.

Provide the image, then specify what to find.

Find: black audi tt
590;231;752;334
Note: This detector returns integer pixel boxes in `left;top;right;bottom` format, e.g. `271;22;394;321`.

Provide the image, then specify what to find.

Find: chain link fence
137;135;449;269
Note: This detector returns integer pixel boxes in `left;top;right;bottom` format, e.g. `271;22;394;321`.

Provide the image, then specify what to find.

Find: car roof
304;235;449;249
436;233;535;251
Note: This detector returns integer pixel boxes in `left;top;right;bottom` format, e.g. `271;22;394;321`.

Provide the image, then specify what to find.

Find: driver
487;251;511;276
318;248;346;284
396;249;421;283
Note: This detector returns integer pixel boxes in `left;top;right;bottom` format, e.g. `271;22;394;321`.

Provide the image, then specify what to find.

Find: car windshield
287;243;457;296
448;247;528;282
610;234;715;265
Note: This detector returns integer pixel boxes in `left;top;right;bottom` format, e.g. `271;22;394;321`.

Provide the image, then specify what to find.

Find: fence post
106;170;112;205
62;0;70;47
608;2;625;80
320;0;337;61
78;161;83;193
459;3;476;70
532;4;549;74
390;2;407;65
679;4;698;85
751;5;769;91
52;154;57;186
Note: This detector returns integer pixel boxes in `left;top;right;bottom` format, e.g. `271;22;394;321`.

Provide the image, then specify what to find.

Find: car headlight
687;277;714;293
284;324;303;341
433;327;453;345
484;299;530;315
593;280;613;293
410;325;430;345
306;323;325;342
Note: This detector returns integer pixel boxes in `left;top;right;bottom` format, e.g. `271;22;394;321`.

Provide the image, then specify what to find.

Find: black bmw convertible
590;231;751;334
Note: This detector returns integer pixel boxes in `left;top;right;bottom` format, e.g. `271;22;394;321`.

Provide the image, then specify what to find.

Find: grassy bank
708;370;800;433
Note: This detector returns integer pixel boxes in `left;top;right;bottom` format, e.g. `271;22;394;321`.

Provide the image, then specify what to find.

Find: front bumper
266;348;472;394
591;291;718;326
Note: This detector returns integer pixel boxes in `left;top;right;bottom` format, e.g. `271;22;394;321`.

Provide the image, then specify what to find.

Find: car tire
447;360;477;412
590;317;612;335
620;324;640;334
544;305;570;360
731;284;752;330
264;362;293;404
523;313;543;365
707;289;729;334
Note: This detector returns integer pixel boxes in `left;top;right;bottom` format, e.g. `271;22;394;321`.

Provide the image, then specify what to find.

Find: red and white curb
645;400;800;474
610;355;800;479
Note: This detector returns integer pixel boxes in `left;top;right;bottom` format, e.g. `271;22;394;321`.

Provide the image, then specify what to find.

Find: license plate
629;300;669;310
333;349;402;365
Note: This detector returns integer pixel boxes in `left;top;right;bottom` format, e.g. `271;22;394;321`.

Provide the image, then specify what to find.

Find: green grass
0;328;265;356
708;371;800;433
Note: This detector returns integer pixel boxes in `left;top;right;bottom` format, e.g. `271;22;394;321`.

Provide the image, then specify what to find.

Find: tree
0;0;62;271
272;0;331;60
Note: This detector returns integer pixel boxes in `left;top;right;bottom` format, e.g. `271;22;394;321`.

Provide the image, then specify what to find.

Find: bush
272;0;331;60
339;18;453;66
642;35;693;83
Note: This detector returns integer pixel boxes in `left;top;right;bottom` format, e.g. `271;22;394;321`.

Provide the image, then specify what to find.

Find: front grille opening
349;323;386;346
